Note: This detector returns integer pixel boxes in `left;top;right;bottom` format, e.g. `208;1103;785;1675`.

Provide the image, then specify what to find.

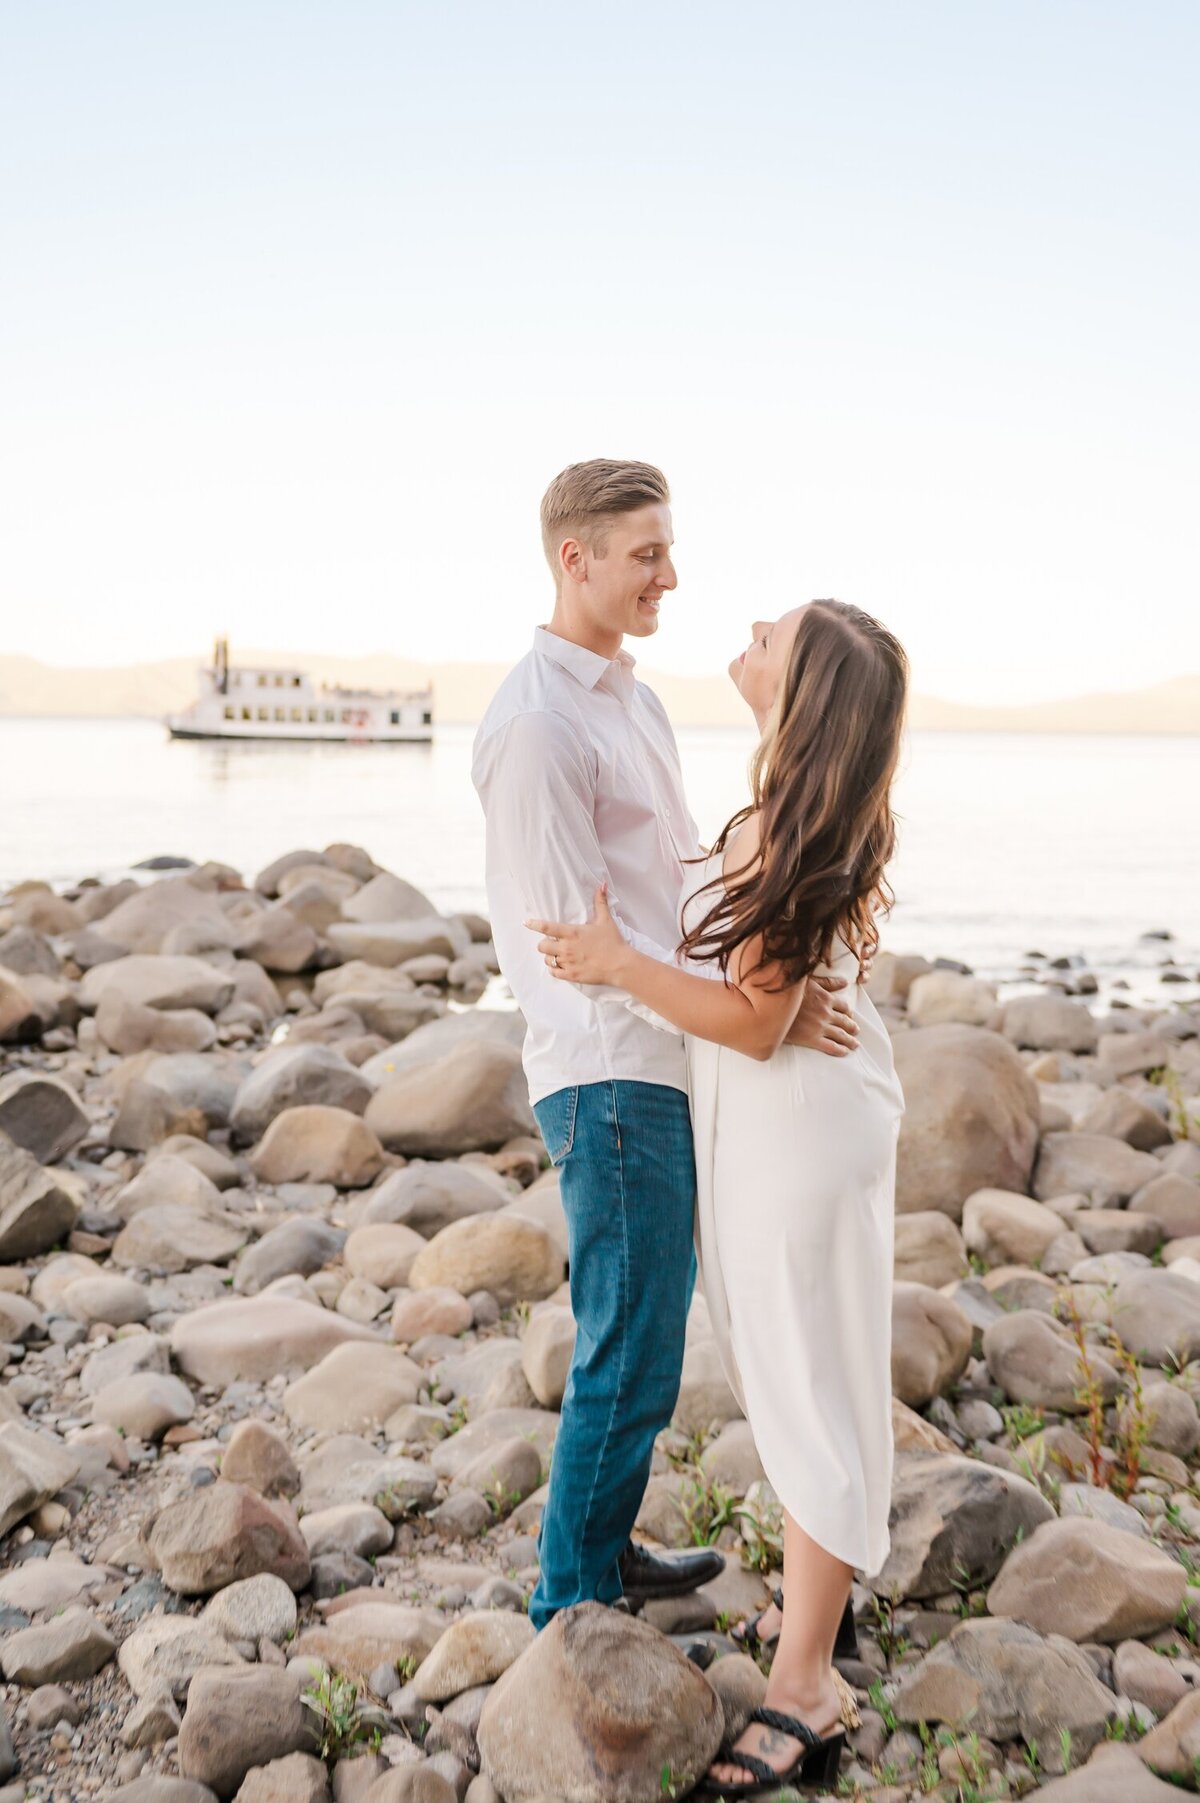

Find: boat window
223;705;234;720
389;710;399;725
307;708;318;723
422;711;433;726
257;707;269;721
257;674;266;687
290;707;302;722
324;709;335;723
274;707;285;721
241;707;251;721
340;708;352;724
293;676;301;687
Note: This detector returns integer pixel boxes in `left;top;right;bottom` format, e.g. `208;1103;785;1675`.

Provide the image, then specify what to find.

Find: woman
526;599;908;1795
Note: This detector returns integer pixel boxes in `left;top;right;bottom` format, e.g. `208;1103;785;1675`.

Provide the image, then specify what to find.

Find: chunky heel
802;1728;846;1784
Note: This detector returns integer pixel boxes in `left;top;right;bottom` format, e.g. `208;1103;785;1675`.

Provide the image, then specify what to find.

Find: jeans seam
571;1078;630;1601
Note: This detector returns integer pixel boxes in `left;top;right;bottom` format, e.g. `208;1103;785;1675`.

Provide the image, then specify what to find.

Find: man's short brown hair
540;459;670;578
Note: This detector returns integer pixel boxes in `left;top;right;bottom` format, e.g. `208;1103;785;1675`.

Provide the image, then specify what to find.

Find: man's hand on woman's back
784;975;859;1056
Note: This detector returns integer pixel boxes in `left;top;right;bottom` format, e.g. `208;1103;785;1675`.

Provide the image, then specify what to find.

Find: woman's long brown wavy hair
679;600;909;988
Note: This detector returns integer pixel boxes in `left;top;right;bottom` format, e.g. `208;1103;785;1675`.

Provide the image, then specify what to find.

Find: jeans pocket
533;1085;580;1167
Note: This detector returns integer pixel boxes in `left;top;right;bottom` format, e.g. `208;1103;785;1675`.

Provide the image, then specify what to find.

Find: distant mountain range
0;651;1197;734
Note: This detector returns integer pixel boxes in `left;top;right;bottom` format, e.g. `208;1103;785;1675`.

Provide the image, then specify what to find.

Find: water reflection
1;716;1197;998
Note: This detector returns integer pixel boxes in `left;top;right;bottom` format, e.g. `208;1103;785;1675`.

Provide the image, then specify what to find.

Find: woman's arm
527;884;807;1062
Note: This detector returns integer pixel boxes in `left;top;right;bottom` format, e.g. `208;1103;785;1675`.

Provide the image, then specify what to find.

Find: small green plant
868;1592;908;1664
937;1725;1005;1802
1149;1067;1200;1141
1111;1338;1151;1499
301;1671;388;1761
373;1480;423;1518
679;1471;738;1547
867;1677;897;1734
733;1490;784;1573
917;1719;939;1790
1059;1725;1073;1772
1057;1286;1111;1488
659;1762;694;1797
1175;1596;1200;1647
1105;1707;1149;1742
949;1559;987;1619
1001;1401;1045;1446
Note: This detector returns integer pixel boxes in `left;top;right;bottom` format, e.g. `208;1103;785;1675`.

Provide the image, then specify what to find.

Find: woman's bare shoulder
722;809;764;882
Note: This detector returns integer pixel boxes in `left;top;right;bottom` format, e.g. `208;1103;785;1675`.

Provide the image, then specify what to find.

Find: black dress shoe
618;1540;726;1603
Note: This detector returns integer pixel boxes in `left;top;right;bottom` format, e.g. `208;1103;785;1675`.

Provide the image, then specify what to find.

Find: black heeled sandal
732;1588;859;1660
732;1586;785;1656
701;1704;846;1797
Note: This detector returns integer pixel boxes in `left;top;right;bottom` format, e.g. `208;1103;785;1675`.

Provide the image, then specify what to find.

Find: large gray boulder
1107;1269;1200;1366
149;1484;311;1596
178;1665;315;1798
0;1132;80;1259
326;916;470;968
891;1283;973;1408
79;953;234;1014
229;1044;372;1144
0;1422;80;1538
1033;1133;1164;1207
360;1007;525;1085
365;1038;535;1157
988;1515;1186;1641
892;1615;1115;1774
477;1602;723;1803
0;1071;90;1163
1001;994;1099;1054
170;1295;375;1385
90;875;230;954
983;1309;1122;1411
893;1025;1039;1219
409;1213;564;1307
893;1211;968;1288
358;1160;514;1236
869;1453;1054;1599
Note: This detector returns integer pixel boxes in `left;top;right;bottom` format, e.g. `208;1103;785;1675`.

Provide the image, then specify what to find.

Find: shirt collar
533;625;636;694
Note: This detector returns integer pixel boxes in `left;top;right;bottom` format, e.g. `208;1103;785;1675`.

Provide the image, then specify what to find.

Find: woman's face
729;604;807;721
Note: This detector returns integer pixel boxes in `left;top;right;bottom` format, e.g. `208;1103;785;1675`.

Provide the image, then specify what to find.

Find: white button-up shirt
472;626;704;1107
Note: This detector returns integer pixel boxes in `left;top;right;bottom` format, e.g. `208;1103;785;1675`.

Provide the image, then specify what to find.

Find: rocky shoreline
0;845;1199;1803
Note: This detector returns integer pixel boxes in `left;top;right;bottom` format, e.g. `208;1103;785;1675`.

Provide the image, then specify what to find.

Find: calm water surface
1;717;1197;1004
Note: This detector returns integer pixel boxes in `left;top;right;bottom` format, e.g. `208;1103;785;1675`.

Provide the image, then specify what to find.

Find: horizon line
3;644;1198;716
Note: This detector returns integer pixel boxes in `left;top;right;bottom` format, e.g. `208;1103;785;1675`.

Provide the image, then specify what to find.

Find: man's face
579;502;677;640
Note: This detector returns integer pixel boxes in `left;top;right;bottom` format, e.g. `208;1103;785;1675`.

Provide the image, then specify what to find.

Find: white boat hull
166;717;432;744
165;643;434;744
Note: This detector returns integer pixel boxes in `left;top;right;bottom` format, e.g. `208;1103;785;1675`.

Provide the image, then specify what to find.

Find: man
471;459;860;1630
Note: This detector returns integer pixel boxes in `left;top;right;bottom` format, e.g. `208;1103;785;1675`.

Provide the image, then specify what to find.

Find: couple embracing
471;459;907;1795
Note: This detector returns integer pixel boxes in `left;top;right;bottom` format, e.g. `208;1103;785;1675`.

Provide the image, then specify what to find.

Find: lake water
1;716;1197;1005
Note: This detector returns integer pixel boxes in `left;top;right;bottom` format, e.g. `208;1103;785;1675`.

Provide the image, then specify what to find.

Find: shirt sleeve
475;709;686;1034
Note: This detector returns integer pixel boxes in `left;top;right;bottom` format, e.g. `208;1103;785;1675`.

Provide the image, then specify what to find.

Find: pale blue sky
2;1;1197;702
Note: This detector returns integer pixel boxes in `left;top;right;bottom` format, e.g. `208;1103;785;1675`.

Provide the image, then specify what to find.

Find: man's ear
559;536;588;586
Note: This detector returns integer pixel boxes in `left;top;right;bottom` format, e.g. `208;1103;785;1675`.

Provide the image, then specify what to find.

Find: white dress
682;853;905;1578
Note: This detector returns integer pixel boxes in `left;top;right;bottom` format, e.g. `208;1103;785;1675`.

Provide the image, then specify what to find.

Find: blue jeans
528;1079;697;1630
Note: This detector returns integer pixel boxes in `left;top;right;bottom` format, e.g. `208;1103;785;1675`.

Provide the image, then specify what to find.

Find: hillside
0;651;1197;733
